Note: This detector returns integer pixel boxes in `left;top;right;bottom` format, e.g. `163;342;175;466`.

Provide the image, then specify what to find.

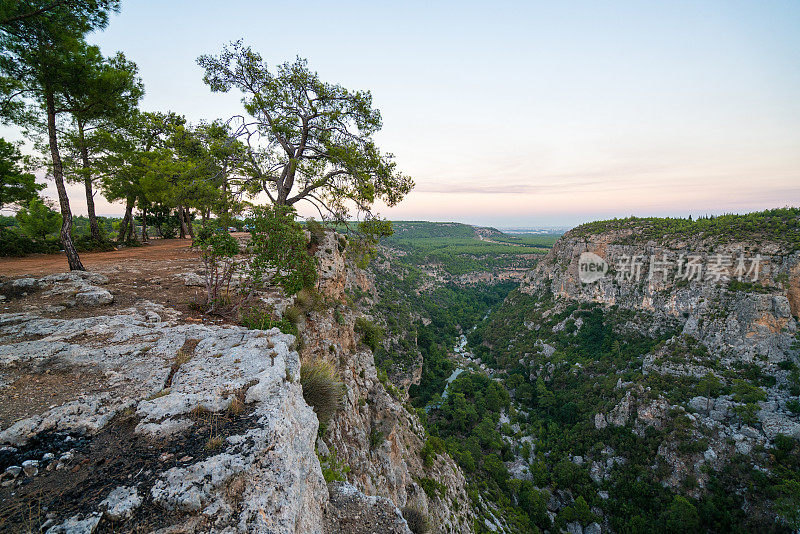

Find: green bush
417;477;446;500
73;235;115;252
731;380;766;404
239;307;298;337
300;359;345;426
15;198;60;239
248;205;317;295
193;224;240;313
284;305;302;325
354;317;384;352
421;436;446;467
661;495;700;533
369;428;385;450
0;229;60;256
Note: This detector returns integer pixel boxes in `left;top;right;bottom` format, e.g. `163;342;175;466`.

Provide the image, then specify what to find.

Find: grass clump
300;359;345;426
401;506;431;534
206;435;224;450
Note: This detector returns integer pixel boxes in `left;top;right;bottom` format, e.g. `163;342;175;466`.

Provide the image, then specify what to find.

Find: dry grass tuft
300;359;345;425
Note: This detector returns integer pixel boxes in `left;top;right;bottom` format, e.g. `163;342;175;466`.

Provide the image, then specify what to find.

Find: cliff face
523;229;799;365
508;224;800;527
302;231;475;533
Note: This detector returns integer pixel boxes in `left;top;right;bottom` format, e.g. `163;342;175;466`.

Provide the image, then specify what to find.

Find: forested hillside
366;211;800;534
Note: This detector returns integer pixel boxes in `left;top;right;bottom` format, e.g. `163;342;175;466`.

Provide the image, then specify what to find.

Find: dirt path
0;239;198;277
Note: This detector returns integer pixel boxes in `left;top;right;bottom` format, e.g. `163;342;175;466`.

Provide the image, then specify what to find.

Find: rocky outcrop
0;232;471;533
523;232;798;360
324;482;412;533
0;279;326;533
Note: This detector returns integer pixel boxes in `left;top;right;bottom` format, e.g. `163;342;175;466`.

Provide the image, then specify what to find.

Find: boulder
100;485;141;520
75;289;114;307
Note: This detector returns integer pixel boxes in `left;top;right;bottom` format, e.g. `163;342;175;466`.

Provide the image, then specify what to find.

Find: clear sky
6;0;800;227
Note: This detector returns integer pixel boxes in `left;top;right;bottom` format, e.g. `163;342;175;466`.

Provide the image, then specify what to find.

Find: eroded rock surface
0;274;326;533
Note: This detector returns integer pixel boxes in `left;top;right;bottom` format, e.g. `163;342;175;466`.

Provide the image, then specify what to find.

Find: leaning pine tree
197;42;414;222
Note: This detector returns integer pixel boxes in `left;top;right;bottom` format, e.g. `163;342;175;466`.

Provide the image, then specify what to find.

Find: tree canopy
0;137;40;210
197;42;413;221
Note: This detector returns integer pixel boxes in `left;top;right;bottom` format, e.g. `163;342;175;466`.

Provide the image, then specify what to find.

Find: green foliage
572;208;800;251
380;221;554;276
248;204;317;295
348;217;394;268
300;359;345;426
193;224;240;312
421;436;446;467
294;287;326;313
0;228;59;256
417;477;446;500
557;496;595;525
661;495;700;533
198;44;413;220
354;317;384;352
369;428;385;451
318;448;350;483
0;137;41;210
731;379;766;404
239;307;298;337
15;198;61;238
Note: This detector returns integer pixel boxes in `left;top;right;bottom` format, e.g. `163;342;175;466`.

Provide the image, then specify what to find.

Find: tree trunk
78;121;101;241
184;209;194;238
126;215;135;241
46;90;84;271
140;208;148;241
178;206;188;239
221;177;228;226
117;199;133;244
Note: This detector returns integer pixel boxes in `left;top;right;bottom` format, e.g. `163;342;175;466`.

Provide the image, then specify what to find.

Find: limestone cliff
509;220;800;527
300;230;475;533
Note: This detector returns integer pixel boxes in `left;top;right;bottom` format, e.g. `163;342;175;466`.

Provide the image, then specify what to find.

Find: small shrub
300;360;345;426
318;449;350;483
0;228;60;257
731;379;767;404
334;308;346;325
354;317;383;352
417;477;446;500
369;428;385;451
193;224;241;314
305;218;326;246
240;307;298;337
401;507;430;534
421;436;446;468
295;288;325;312
248;205;317;295
73;235;115;252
